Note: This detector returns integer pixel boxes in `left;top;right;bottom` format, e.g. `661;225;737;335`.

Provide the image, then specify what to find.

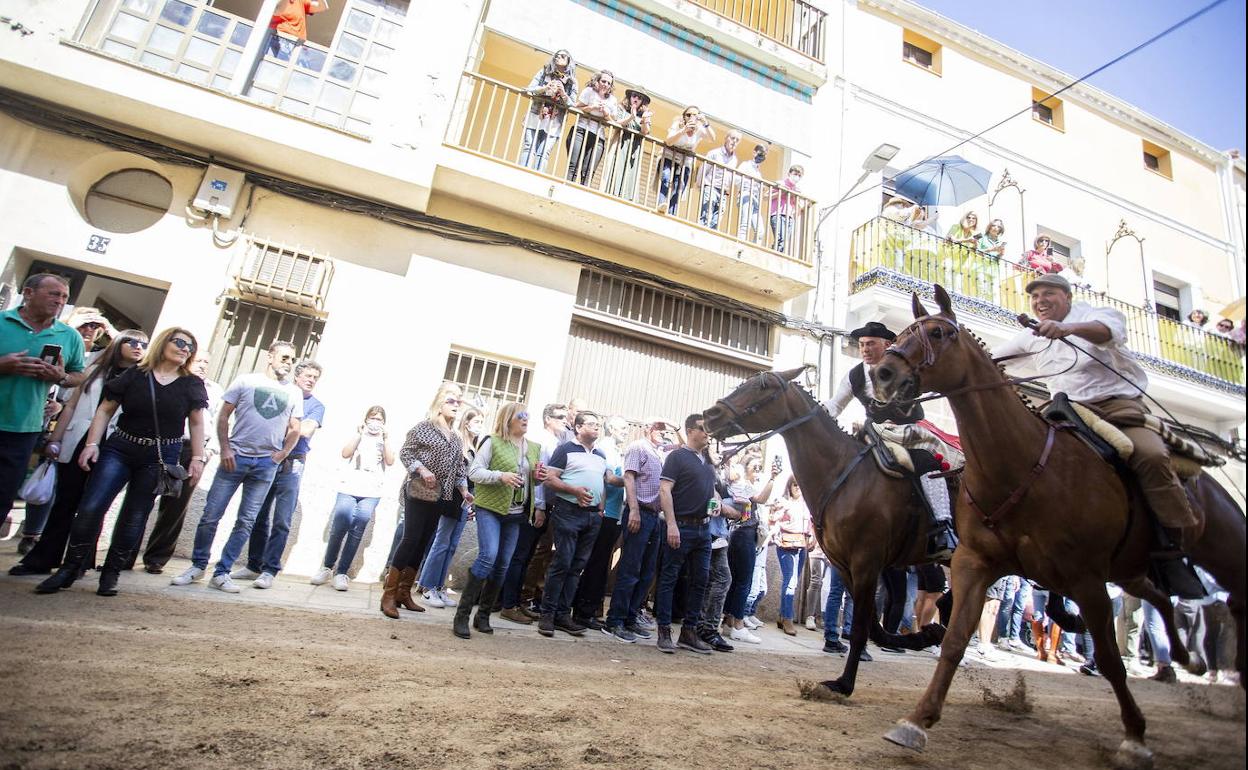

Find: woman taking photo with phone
36;327;207;596
10;330;148;577
381;382;474;619
312;405;394;590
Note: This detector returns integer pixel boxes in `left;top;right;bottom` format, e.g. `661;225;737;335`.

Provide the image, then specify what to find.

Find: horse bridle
712;372;823;452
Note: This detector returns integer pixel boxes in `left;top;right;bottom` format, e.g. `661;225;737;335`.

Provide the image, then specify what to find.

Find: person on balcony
698;130;741;230
1214;318;1235;339
607;88;652;200
566;70;620;187
768;164;804;254
267;0;329;60
657;106;715;216
735;144;767;244
946;212;980;249
1023;234;1064;274
1185;309;1209;329
519;50;577;174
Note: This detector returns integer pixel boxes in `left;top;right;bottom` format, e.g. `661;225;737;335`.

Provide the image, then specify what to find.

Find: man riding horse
994;273;1198;562
822;321;959;561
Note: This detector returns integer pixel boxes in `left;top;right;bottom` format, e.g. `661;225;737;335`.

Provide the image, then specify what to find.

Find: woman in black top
37;327;208;597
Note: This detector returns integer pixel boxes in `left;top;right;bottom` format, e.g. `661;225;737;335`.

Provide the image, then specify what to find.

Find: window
84;169;173;233
1031;87;1065;131
1153;280;1182;322
443;348;534;423
901;30;942;75
206;299;325;385
1141;139;1173;179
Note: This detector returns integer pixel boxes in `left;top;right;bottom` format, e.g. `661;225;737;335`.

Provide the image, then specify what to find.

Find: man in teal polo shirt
0;274;87;527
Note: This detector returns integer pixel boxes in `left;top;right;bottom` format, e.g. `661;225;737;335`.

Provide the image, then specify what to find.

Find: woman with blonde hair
381;382;474;618
419;405;484;607
769;475;813;635
37;327;207;596
453;402;542;638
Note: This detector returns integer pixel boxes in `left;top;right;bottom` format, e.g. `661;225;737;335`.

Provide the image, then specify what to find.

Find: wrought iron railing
849;217;1245;387
447;72;816;267
689;0;827;62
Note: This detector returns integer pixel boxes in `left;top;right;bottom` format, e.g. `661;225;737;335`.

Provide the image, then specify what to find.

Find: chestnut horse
705;367;944;697
872;286;1245;770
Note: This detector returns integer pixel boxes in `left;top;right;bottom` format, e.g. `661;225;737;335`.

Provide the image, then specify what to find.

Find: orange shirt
270;0;320;40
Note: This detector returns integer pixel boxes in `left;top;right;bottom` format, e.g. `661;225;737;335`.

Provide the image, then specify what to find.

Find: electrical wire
836;0;1232;210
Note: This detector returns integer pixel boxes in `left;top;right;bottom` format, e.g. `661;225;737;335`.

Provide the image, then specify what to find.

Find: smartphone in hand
39;344;62;365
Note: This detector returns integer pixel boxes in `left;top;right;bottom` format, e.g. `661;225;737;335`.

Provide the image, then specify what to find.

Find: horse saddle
861;422;913;478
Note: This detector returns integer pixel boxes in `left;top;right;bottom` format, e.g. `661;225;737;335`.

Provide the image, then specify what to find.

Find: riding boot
1031;620;1048;661
474;580;500;634
1048;624;1065;666
379;567;401;619
453;572;486;639
35;542;93;594
919;473;958;560
97;548;135;596
396;567;425;612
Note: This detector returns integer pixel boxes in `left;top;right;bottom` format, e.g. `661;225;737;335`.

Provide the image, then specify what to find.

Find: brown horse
705;367;945;696
871;285;1245;770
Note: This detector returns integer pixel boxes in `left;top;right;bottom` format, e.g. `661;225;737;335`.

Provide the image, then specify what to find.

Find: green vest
473;436;542;516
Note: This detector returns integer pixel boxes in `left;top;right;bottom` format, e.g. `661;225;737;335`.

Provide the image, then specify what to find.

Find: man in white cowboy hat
822;320;959;560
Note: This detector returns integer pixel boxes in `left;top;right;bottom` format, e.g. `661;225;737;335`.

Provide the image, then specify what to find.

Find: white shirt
993;302;1149;403
700;146;738;188
821;362;872;419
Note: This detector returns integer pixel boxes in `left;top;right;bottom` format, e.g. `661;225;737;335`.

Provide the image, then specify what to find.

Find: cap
1024;273;1072;294
623;88;651;106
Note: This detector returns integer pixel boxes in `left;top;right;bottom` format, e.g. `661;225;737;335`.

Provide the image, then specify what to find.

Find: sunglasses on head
122;339;148;349
170;338;195;352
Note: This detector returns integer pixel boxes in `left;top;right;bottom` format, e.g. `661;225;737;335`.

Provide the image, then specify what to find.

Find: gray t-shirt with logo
222;372;304;457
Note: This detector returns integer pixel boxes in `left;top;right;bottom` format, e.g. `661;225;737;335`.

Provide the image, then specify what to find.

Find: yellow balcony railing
849;217;1246;387
690;0;827;62
446;72;816;267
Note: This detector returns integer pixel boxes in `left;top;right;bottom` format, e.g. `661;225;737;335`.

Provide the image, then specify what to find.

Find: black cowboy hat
849;321;896;342
623;88;651;106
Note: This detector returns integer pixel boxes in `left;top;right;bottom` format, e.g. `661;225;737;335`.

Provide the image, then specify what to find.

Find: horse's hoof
1111;739;1154;770
796;678;849;703
883;719;927;752
822;679;852;696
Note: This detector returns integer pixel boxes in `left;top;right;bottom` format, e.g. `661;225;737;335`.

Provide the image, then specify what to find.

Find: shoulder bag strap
147;372;165;464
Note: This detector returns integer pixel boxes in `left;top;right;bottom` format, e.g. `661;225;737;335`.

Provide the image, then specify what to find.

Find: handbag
405;472;441;502
148;373;188;498
19;459;57;505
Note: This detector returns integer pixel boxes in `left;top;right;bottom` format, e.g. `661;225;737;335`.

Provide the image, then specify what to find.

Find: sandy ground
0;567;1244;770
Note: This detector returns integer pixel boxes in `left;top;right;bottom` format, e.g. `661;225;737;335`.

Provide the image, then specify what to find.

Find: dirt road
0;579;1243;770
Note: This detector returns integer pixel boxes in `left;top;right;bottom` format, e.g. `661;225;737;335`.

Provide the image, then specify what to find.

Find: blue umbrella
890;155;992;207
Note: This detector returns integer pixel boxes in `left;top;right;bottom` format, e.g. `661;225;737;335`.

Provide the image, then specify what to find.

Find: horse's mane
788;377;856;442
960;323;1042;417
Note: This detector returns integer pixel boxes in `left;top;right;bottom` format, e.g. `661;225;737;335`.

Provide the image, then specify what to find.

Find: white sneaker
805;615;818;631
170;566;204;586
422;589;446;608
332;573;349;591
230;566;260;580
253;572;275;589
1008;638;1027;651
743;615;763;630
210;574;240;593
975;643;1001;661
437;589;457;608
730;627;761;644
310;567;333;585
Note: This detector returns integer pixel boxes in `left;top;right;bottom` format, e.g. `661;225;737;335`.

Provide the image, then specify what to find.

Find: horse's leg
883;550;992;752
1070;580;1153;770
1119;576;1189;667
823;568;876;696
1184;474;1247;688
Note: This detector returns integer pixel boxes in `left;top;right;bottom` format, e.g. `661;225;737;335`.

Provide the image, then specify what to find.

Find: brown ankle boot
396;567;425;612
380;567;401;619
1031;620;1048;662
779;618;797;636
1048;624;1065;666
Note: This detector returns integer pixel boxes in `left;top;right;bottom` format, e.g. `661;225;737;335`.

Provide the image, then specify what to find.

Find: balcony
849;217;1246;394
688;0;828;62
436;71;817;300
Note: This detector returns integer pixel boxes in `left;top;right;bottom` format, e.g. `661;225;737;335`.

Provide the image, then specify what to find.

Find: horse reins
713;372;823;453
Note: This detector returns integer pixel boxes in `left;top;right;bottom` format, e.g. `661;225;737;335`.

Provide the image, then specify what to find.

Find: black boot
474;581;500;634
97;548;135;597
926;521;958;561
35;542;92;594
452;573;486;639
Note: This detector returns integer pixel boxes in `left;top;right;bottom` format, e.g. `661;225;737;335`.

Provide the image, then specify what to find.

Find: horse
704;366;945;697
870;285;1245;769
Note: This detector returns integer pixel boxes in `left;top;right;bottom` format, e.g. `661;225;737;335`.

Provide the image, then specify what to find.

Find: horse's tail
868;618;945;651
1046;592;1086;634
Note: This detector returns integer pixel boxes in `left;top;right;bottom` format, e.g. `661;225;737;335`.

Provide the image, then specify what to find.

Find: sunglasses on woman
122;339;148;349
444;397;462;406
169;338;195;352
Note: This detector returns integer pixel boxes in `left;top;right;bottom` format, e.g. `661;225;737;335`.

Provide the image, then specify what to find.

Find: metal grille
575;269;772;357
207;298;324;386
443;348;534;421
235;237;334;314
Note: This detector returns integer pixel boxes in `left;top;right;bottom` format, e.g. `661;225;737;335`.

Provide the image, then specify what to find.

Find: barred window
443;348;534;424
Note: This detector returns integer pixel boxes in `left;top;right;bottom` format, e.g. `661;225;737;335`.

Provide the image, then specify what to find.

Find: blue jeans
776;547;807;621
323;493;380;574
420;503;468;589
654;521;712;627
606;508;661;627
1142;599;1173;665
191;454;280;575
745;544;770;616
998;576;1030;641
658;157;691;215
470;506;523;583
540;499;602;616
824;564;854;644
67;435;180;557
770;213;794;253
519;127;555;172
699;185;725;229
0;430;40;523
246;458;304;575
723;526;758;619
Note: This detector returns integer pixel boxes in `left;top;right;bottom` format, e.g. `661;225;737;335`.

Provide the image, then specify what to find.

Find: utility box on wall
192;164;247;217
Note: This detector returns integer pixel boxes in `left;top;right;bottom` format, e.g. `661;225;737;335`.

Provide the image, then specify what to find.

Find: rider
993;273;1199;549
822;321;959;561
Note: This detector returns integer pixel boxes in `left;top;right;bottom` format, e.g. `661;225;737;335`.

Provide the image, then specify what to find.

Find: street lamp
817;142;901;228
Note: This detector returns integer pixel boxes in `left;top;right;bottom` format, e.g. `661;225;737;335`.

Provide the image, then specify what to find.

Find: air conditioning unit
192;164;247;217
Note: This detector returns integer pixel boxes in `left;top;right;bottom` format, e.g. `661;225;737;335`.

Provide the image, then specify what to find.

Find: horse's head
705;366;810;439
873;284;968;403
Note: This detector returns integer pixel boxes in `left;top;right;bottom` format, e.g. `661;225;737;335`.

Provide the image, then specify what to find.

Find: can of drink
707;498;720;517
742;500;752;521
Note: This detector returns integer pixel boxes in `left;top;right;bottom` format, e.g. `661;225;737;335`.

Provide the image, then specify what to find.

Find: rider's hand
1032;320;1070;340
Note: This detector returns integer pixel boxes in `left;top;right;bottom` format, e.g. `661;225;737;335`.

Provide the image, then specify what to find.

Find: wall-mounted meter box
192;164;247;217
